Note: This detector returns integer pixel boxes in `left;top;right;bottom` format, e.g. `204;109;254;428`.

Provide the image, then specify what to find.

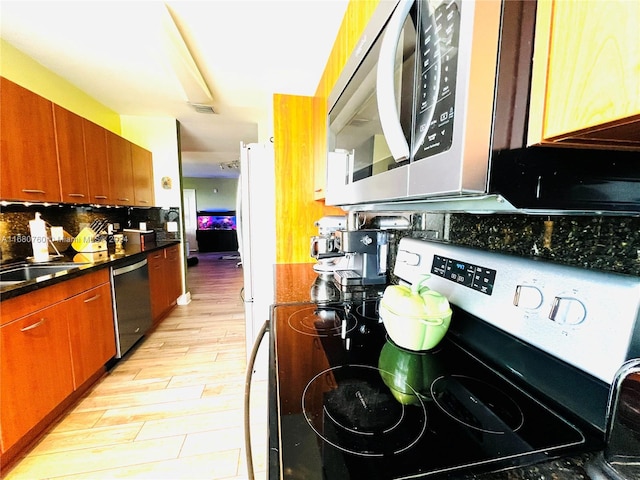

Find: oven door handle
377;0;413;163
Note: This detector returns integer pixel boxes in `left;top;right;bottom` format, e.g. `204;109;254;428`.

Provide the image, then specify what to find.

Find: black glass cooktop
272;299;602;479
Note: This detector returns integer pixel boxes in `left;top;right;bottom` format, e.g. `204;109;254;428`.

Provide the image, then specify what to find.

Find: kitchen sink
0;262;88;285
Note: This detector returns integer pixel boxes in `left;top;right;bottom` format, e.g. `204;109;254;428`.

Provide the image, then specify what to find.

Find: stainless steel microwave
325;0;640;214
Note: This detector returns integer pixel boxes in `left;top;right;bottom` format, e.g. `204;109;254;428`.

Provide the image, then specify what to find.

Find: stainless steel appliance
310;215;347;273
326;0;640;214
110;258;153;358
269;238;640;478
333;229;389;287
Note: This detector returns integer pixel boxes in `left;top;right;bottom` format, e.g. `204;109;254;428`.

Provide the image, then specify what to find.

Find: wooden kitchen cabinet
66;282;116;388
54;104;90;204
106;130;135;206
0;269;113;458
0;77;61;203
147;249;166;324
131;142;155;207
148;245;182;325
83;118;112;205
1;302;74;452
529;0;640;148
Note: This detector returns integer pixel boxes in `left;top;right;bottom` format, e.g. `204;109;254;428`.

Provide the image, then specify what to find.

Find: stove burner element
431;375;524;434
302;365;427;457
287;306;357;337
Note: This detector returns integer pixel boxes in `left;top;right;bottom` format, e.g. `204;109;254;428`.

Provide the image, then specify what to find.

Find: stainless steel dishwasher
110;257;153;358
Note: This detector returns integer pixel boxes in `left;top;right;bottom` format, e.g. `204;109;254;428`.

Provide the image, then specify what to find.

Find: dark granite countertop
272;262;605;479
0;240;180;301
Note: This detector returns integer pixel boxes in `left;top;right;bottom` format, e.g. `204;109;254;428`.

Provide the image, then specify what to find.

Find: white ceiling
0;0;349;178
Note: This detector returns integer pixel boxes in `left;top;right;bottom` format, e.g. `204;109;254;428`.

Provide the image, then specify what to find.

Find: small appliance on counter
310;215;347;273
333;229;389;287
122;228;156;247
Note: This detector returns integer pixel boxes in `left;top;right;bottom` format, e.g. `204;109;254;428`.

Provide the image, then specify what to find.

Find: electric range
269;238;640;479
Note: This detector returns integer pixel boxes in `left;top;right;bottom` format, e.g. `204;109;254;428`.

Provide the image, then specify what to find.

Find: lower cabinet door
1;302;74;451
67;283;116;388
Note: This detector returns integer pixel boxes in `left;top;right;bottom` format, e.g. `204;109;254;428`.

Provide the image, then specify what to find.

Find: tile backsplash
0;205;181;262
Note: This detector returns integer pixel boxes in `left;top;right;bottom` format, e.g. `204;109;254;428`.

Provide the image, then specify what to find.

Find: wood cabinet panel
0;77;61;202
273;94;344;264
147;250;166;324
106;130;134;206
165;245;182;309
531;0;640;147
148;246;181;325
131;142;155;206
1;302;74;451
66;282;115;388
54;105;90;204
83;119;111;205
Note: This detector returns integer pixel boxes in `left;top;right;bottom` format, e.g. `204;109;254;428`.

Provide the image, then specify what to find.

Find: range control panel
394;238;640;385
431;254;496;295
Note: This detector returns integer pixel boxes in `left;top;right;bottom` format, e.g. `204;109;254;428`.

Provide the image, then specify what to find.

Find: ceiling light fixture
162;3;214;107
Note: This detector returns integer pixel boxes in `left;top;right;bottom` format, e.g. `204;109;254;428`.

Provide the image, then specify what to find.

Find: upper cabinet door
530;0;640;148
54;105;90;204
83;119;111;205
130;143;155;207
0;78;61;202
106;130;134;206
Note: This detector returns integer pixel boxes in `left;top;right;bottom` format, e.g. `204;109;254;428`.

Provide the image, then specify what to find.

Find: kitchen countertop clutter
0;240;180;301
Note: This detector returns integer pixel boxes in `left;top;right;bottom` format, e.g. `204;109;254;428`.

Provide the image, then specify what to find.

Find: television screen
197;215;237;230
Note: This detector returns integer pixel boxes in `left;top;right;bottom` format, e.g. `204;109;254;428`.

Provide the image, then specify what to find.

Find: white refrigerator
237;142;275;380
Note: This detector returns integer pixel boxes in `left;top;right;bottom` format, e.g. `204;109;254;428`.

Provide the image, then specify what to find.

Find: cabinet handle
68;193;86;198
21;318;46;332
94;195;108;199
83;294;101;303
117;198;130;202
138;200;149;204
21;189;46;194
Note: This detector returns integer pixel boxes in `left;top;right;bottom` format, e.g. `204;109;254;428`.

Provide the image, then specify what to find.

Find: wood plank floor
5;252;268;480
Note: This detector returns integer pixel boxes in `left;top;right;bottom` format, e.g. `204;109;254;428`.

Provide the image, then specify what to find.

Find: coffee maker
333;229;388;287
310;216;348;273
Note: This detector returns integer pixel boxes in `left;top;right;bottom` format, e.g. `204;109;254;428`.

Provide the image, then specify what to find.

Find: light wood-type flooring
5;252;268;480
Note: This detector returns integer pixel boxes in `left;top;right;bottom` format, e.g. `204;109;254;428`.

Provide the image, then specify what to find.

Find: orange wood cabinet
529;0;640;148
54;104;90;203
131;142;155;207
0;77;155;206
272;1;376;263
83;118;112;205
0;77;61;203
1;301;74;452
66;282;116;388
106;130;135;206
0;269;114;455
147;249;166;324
148;245;181;325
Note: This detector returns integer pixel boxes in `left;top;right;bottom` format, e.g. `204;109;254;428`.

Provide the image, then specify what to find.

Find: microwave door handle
376;0;412;163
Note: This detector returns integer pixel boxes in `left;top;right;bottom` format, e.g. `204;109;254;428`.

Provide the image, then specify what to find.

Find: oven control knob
513;284;543;309
548;296;587;325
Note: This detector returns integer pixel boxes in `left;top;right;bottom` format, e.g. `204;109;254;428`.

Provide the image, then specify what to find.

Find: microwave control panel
413;0;461;160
